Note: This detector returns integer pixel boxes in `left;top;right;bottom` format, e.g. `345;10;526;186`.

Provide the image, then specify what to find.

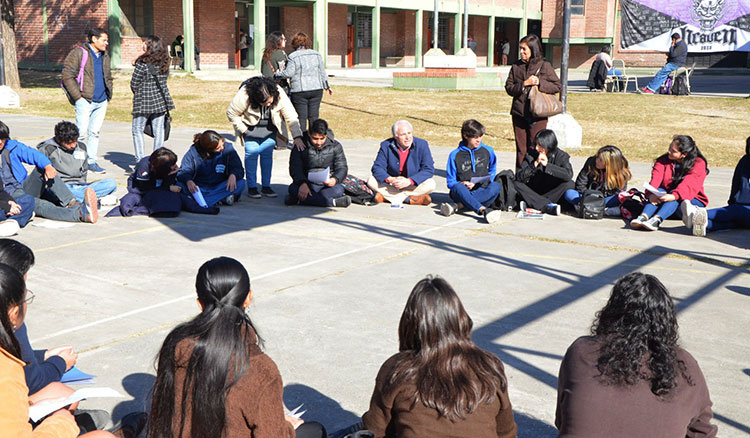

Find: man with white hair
367;120;435;205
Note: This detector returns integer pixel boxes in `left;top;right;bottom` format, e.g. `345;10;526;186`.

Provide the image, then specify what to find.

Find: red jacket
649;155;709;205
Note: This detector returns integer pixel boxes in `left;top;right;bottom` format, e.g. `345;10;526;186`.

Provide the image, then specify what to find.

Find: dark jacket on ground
128;157;177;195
362;352;517;438
61;44;113;102
371;136;434;185
15;323;67;395
728;155;750;205
37;138;88;185
505;57;562;120
176;143;244;187
289;131;348;186
586;59;608;90
516;148;574;188
445;142;497;190
556;336;717;438
130;61;175;116
668;39;688;67
574;156;626;197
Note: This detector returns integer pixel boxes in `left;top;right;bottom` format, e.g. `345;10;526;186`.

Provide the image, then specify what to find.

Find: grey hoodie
37;138;88;184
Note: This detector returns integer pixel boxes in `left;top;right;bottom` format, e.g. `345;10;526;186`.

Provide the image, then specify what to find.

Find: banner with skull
620;0;750;52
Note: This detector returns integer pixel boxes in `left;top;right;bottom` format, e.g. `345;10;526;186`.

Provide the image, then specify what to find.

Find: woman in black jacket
505;34;562;170
515;129;574;215
564;145;632;216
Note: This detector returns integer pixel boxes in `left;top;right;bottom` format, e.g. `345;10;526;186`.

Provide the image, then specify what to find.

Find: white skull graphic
692;0;728;32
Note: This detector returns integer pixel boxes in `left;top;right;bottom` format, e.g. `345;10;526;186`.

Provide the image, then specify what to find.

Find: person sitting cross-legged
440;119;502;224
286;119;351;208
367;120;435;206
37;121;117;206
0;175;34;236
515;129;574;216
0;120;97;224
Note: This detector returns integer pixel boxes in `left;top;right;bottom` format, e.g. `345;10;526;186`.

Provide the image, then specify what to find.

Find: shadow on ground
111;372;155;423
283;383;360;436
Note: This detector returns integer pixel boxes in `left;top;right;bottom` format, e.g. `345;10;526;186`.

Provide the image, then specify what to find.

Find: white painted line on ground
31;217;473;343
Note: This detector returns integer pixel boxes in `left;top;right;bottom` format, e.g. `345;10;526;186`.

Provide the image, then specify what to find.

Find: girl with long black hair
362;276;517;438
148;257;325;438
555;272;717;437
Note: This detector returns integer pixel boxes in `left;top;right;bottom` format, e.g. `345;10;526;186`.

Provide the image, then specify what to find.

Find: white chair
608;59;638;93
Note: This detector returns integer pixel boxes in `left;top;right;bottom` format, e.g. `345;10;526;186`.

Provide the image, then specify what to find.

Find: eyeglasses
24;289;35;305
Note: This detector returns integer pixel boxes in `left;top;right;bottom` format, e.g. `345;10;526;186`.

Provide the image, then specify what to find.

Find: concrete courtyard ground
2;112;748;437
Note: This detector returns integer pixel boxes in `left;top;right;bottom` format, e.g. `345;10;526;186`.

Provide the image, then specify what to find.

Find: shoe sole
84;188;98;224
693;209;708;237
440;203;455;217
485;210;502;224
262;192;278;198
641;221;659;231
247;193;262;199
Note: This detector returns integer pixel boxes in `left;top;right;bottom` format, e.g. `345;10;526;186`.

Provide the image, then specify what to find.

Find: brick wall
327;3;348;67
282;4;314;49
195;0;235;67
153;0;185;59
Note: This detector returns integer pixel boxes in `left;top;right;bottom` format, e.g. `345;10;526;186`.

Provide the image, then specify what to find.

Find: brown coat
504;58;561;120
171;335;295;438
362;352;517;438
61;44;113;102
555;336;718;437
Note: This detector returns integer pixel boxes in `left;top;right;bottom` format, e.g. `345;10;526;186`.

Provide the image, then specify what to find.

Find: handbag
143;70;172;141
528;66;562;118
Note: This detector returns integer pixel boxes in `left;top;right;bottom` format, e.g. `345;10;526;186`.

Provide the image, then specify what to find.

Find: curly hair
134;35;171;75
290;32;312;50
54;121;79;145
591;272;690;396
243;76;280;109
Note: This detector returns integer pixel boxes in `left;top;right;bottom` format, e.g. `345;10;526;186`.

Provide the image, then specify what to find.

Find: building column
487;15;495;66
182;0;195;72
415;9;423;68
107;0;121;68
520;0;528;38
253;0;266;71
454;12;461;54
372;3;380;70
313;0;327;67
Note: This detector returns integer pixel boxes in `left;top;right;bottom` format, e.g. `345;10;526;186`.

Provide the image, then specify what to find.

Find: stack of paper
29;387;125;422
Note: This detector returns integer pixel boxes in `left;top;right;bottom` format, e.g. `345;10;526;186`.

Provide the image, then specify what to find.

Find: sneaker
74;409;112;432
641;216;662;231
88;162;107;174
373;192;386;204
99;194;117;206
247;187;262;199
630;214;648;229
680;200;697;228
332;195;351;207
519;201;527;211
692;207;708;237
484;208;502;224
261;186;277;198
223;194;234;206
80;187;98;224
543;203;561;216
440;202;457;217
408;194;431;206
639;86;655;94
0;219;20;237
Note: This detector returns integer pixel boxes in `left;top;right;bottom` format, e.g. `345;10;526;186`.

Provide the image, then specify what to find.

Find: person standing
501;38;510;65
239;30;250;68
261;31;291;149
130;35;175;164
640;33;687;94
62;27;113;174
505;34;561;170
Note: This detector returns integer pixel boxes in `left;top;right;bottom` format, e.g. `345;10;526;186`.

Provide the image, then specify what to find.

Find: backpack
579;189;605;219
61;47;89;105
341;174;375;205
618;188;648;220
492;169;518;211
672;74;689;96
659;76;673;95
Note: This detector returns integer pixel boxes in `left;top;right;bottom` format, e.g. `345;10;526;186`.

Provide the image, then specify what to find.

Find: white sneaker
519;201;527;211
641;216;662;231
440;202;457;217
484;208;502;224
630;214;648;229
100;194;118;206
692;207;708;237
0;219;20;237
680;200;697;228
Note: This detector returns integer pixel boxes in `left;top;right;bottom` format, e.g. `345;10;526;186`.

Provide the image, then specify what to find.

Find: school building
13;0;748;71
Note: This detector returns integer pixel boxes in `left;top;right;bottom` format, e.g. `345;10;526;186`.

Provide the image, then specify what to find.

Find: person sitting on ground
148;257;327;438
362;275;517;438
440;119;502;224
367;120;435;206
107;147;219;217
555;272;718;437
631;135;708;231
564;145;631;216
640;33;687;94
515;129;574;215
0;174;34;237
0;120;98;224
176;131;246;208
37;121;117;206
688;136;750;236
287;119;351;208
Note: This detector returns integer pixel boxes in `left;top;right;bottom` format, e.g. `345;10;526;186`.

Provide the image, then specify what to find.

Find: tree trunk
1;0;21;90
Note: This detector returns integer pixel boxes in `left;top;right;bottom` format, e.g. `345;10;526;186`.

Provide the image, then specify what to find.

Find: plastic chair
608;59;638;93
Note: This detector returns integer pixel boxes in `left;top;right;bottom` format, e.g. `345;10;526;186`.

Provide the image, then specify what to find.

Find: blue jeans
75;98;108;165
179;179;246;207
67;179;118;202
288;182;345;207
646;63;680;92
564;189;620;208
449;181;501;214
0;194;35;227
642;197;704;220
132;114;166;163
243;134;275;189
706;204;750;231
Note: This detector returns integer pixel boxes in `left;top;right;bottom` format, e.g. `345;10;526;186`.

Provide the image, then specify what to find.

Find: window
356;13;372;48
119;0;154;36
427;14;449;49
571;0;584;16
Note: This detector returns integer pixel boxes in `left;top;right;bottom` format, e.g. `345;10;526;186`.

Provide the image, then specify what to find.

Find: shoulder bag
144;69;172;141
528;65;562;118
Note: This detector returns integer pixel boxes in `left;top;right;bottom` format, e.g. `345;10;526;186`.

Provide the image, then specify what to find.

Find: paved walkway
1;112;748;437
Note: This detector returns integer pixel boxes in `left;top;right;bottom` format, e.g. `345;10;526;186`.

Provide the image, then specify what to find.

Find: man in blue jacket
0;121;97;223
367;120;435;205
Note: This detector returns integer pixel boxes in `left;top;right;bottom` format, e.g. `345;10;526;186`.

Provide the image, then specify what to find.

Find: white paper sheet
31;220;76;229
286;404;306;419
192;187;209;207
29;387;125;422
307;168;330;185
642;183;665;196
470;175;491;184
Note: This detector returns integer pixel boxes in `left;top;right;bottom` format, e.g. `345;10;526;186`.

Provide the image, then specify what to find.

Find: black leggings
291;89;324;133
516;180;575;210
296;421;327;438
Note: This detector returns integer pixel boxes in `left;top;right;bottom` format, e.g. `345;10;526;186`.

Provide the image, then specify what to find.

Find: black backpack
341;174;376;205
672;74;689;95
579;189;605;219
492;169;518;211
